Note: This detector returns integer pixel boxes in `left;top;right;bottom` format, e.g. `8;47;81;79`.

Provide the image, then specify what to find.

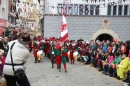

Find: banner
60;8;68;42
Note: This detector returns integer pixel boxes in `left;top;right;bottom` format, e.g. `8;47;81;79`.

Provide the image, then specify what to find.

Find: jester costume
51;42;55;68
62;47;68;72
32;41;38;63
38;41;45;50
52;43;62;72
69;43;74;64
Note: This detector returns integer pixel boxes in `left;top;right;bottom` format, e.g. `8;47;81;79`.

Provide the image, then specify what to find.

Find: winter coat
106;56;114;65
103;45;107;53
109;56;121;66
118;57;130;70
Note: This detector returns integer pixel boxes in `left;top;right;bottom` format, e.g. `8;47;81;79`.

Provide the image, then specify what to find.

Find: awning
0;19;7;36
0;28;5;36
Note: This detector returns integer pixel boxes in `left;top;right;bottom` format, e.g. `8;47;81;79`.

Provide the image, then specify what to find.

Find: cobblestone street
25;54;124;86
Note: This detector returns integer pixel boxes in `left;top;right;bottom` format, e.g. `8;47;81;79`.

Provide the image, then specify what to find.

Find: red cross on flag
60;8;68;43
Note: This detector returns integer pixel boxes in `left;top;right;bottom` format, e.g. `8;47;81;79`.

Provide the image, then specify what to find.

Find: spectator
116;53;130;80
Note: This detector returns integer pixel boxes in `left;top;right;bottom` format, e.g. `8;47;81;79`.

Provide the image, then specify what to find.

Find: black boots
34;58;37;63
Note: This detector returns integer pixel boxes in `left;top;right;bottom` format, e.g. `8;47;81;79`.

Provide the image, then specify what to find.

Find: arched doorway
91;29;120;41
96;34;113;42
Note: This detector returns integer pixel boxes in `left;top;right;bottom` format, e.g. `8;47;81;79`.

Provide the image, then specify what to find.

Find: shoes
65;70;67;72
109;74;113;77
34;62;37;63
102;71;109;75
52;66;54;68
116;76;121;80
59;70;61;72
98;69;103;71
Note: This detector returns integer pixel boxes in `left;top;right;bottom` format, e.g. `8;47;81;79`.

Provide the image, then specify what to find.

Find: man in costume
52;40;62;72
50;39;56;68
32;38;39;63
69;40;74;64
61;43;68;72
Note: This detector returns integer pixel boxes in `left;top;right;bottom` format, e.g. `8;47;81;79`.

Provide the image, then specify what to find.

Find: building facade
15;0;41;36
8;0;18;26
40;0;44;33
0;0;9;36
44;0;130;42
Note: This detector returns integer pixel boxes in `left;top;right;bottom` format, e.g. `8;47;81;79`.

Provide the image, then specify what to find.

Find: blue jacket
103;45;107;53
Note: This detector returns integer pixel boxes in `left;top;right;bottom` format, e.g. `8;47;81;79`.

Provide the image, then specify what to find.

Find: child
102;53;114;75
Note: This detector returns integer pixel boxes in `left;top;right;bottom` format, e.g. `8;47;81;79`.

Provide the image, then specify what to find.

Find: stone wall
44;16;130;42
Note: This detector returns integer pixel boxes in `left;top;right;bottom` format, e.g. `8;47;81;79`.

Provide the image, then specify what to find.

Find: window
69;4;73;15
118;5;122;15
96;5;99;15
2;8;5;19
74;4;78;15
58;4;62;15
113;5;117;15
107;5;111;15
79;5;83;15
90;5;94;15
85;5;89;15
66;4;69;15
124;5;128;15
63;4;67;15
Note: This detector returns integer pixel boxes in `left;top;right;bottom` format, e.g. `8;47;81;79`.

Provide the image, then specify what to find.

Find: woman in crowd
116;53;130;80
102;53;114;75
92;50;102;68
108;53;121;77
97;51;106;71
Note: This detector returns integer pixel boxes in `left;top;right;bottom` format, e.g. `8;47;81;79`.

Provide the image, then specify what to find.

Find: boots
51;60;54;68
34;58;37;63
38;60;40;63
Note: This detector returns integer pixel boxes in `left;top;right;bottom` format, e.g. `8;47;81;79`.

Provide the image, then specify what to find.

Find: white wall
0;0;8;20
45;0;130;15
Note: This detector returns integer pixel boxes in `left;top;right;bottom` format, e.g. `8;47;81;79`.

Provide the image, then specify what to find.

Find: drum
67;51;70;60
73;51;78;61
37;50;43;61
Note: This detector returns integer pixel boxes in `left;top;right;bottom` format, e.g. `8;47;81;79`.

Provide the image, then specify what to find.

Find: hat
0;49;4;55
18;33;34;45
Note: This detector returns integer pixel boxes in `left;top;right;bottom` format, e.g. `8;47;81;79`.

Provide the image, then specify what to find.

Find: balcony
11;1;16;7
